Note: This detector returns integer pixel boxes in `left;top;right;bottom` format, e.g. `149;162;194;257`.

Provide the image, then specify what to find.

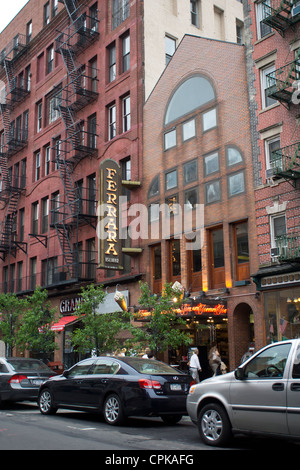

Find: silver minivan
187;339;300;446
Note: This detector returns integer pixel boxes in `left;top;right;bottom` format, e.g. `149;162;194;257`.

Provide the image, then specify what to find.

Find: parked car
0;357;55;406
38;356;193;425
187;339;300;446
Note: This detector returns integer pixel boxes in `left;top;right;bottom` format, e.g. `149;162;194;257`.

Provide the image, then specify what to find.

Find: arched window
164;75;215;126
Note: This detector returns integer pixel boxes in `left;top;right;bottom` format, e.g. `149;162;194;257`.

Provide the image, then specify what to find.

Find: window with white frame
190;0;200;27
165;35;176;66
122;95;130;132
122;33;130;72
35;151;41;181
108;104;116;140
260;64;277;109
45;145;50;175
270;213;286;248
37;102;42;132
265;135;281;170
256;0;272;40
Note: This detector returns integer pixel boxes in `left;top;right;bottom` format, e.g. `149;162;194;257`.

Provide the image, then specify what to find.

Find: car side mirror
235;366;245;380
63;370;69;378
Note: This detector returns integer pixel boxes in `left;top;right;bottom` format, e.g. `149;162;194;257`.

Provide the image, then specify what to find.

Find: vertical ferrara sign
99;159;123;270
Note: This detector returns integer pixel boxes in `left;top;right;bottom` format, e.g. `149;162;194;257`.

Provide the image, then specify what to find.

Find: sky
0;1;29;33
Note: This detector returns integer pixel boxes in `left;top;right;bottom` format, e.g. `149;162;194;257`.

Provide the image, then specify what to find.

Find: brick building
0;0;246;367
243;1;300;344
142;34;263;371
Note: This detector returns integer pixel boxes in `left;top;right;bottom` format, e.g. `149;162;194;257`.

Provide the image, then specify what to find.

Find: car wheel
38;389;58;415
161;415;183;425
103;394;125;425
197;403;232;447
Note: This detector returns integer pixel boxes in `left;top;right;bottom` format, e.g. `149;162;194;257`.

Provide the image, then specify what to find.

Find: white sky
0;1;29;33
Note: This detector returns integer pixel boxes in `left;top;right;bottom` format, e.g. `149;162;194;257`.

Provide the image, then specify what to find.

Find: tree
0;292;26;356
128;281;191;357
71;284;128;356
17;286;58;361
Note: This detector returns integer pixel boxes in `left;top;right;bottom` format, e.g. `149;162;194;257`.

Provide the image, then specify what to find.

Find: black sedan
38;356;193;425
0;357;55;406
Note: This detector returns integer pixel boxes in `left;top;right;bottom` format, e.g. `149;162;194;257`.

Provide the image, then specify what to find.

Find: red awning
51;315;80;331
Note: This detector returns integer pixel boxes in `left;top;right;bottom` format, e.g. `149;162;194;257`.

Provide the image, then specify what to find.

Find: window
190;0;200;27
108;104;116;140
26;21;32;44
148;175;160;198
52;0;58;17
108;43;116;82
44;2;50;26
205;180;221;204
228;171;245;197
17;261;23;292
184;187;198;210
23;110;29;140
265;135;281;170
45;145;50;175
53;136;61;170
270;214;286;248
182;118;196;141
202;108;217;132
37;101;42;132
90;2;98;31
165;169;177;191
183;159;198;185
164;129;176;150
243;343;291;379
261;64;277;108
112;0;129;29
165;75;215;125
32;202;39;235
165;35;176;65
226;146;243;167
204;151;219;176
122;95;130;132
89;57;98;92
88;113;97;148
47;89;61;124
51;191;60;224
149;203;160;223
151;244;162;293
35;151;41;181
19;209;25;242
20;158;26;189
165;194;179;217
87;238;96;278
88;174;96;215
236;20;244;44
168;239;181;280
233;222;250;281
122;33;130;72
42;197;49;233
46;45;54;74
256;1;272;40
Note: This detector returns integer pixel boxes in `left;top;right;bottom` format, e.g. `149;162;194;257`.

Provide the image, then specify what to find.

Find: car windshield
126;358;182;375
7;359;51;372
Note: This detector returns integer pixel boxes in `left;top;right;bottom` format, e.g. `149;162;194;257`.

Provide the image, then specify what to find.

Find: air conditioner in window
270;247;279;259
292;1;300;16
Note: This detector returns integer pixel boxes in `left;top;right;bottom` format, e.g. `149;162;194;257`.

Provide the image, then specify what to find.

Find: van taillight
8;374;28;384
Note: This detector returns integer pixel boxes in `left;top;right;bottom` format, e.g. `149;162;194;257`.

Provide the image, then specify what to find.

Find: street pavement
0;402;299;455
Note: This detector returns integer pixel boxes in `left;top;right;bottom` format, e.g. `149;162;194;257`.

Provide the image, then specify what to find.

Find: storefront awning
51;315;81;331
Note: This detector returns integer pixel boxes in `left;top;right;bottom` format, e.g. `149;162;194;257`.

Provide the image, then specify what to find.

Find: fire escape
0;34;29;260
262;0;300;263
50;0;99;281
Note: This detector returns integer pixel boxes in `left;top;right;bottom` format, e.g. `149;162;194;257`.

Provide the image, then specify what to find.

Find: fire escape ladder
3;59;16;93
0;190;20;256
0;103;12;147
59;0;80;22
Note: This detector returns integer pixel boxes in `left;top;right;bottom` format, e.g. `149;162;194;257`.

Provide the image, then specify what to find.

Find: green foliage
128;281;191;356
17;286;58;358
71;284;129;356
0;292;26;356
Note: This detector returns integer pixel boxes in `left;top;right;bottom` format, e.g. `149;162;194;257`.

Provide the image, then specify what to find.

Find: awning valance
51;315;81;331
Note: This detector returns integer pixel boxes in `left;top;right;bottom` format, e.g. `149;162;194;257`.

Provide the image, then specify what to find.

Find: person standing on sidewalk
189;348;202;383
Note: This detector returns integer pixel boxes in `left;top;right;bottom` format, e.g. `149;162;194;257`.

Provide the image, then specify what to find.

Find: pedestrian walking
208;343;221;376
189;348;202;383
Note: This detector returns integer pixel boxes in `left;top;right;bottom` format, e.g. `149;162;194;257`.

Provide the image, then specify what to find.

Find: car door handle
272;383;284;391
291;383;300;391
101;379;109;383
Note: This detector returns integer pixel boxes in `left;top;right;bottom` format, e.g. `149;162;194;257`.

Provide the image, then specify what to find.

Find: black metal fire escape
0;34;29;259
51;0;99;279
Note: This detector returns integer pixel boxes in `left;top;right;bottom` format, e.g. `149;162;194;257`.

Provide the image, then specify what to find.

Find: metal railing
276;232;300;261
